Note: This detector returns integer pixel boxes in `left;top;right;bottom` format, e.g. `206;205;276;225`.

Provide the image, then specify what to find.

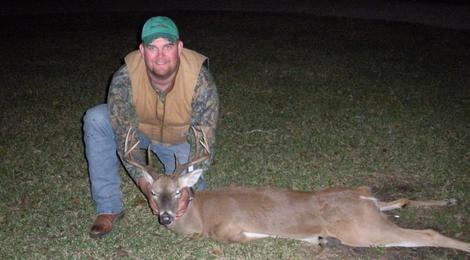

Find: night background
2;0;470;30
1;0;469;258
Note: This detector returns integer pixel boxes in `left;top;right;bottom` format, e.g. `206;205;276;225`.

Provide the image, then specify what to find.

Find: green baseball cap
141;16;179;45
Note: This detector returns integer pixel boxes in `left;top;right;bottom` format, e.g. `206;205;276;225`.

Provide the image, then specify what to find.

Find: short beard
148;60;180;81
149;69;172;81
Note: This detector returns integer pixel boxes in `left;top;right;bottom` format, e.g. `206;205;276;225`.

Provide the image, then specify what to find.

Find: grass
0;11;469;259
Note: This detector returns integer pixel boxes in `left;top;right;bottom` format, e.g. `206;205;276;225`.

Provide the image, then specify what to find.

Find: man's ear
178;169;202;188
139;43;145;55
177;40;183;56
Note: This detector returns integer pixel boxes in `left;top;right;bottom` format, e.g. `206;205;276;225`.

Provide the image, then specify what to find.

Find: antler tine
173;126;211;175
191;126;210;156
198;126;210;154
192;125;211;160
123;127;148;171
124;128;140;158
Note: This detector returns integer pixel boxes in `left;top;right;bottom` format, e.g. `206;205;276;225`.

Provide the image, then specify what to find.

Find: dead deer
124;127;470;253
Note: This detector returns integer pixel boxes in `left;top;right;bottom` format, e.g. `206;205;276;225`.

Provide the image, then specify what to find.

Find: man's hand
138;177;159;215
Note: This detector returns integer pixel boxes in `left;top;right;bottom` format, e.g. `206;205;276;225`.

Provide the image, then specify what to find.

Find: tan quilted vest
124;48;207;144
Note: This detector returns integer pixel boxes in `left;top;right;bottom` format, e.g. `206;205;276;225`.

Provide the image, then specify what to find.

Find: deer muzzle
159;212;174;225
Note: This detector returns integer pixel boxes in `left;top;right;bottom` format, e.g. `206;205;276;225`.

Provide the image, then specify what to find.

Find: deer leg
333;211;469;253
297;235;342;247
370;227;470;253
378;198;457;212
209;223;272;243
241;232;274;241
336;214;470;253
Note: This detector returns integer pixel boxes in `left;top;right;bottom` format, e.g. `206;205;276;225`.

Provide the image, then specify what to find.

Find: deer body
170;186;369;243
123;127;470;253
153;176;469;253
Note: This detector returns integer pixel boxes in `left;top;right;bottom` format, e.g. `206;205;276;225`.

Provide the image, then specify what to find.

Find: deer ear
178;169;203;188
142;170;155;183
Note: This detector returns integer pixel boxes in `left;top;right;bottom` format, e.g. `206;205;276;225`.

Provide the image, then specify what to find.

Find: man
83;16;219;238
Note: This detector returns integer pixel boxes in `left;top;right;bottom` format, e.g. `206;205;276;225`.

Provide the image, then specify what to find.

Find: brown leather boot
89;212;124;239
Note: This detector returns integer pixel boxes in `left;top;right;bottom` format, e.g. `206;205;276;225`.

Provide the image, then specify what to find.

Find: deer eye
151;191;157;196
175;189;181;197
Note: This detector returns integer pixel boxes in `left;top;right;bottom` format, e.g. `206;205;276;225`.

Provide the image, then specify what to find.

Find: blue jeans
83;104;206;215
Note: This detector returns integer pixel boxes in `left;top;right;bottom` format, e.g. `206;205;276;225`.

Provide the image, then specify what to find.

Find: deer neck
175;187;195;219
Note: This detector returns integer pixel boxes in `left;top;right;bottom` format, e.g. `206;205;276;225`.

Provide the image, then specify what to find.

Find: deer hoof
319;236;342;247
445;198;457;206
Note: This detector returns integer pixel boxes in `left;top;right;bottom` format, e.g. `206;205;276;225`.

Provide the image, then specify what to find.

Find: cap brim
142;33;178;45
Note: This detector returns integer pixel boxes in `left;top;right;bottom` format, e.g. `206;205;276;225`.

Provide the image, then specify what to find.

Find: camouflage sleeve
107;64;147;183
190;65;219;171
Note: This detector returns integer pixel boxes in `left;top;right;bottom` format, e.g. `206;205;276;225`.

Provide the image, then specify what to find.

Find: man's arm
190;65;219;170
107;65;147;183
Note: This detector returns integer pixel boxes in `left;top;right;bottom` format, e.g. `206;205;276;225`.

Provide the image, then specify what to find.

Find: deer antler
174;126;211;175
123;127;154;175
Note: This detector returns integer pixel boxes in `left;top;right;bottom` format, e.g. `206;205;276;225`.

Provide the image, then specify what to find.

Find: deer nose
159;212;174;225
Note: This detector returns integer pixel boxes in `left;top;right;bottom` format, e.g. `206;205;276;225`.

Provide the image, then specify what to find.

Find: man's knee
84;104;111;132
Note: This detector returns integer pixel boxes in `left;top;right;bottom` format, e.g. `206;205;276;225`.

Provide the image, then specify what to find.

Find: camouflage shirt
107;63;219;183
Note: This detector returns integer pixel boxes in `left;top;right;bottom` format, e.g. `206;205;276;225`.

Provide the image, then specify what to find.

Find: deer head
123;126;211;225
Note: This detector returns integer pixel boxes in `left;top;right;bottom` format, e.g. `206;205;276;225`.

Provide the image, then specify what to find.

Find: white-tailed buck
124;127;470;253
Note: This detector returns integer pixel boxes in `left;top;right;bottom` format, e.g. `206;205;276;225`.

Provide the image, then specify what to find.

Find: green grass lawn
0;11;469;259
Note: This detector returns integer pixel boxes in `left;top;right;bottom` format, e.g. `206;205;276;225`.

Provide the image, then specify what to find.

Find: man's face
139;37;183;81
